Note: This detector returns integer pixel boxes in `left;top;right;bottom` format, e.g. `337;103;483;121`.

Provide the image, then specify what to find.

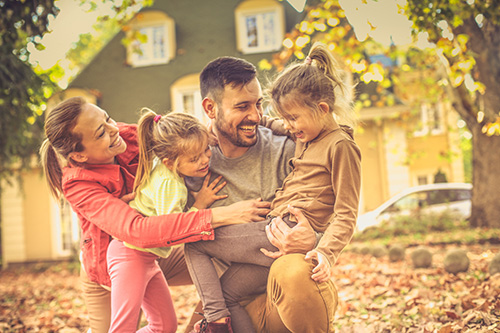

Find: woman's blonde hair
269;42;357;128
39;97;87;199
134;109;209;191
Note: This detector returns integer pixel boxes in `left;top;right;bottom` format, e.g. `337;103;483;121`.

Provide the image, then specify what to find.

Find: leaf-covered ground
333;243;500;332
0;243;498;332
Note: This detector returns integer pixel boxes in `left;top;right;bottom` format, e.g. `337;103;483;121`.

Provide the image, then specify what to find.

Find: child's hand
305;250;332;283
190;173;228;209
119;192;136;204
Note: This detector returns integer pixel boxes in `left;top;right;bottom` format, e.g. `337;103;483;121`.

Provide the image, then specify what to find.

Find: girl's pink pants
107;239;177;332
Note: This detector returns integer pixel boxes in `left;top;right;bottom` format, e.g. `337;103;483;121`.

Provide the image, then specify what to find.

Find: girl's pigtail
134;108;157;192
309;43;357;128
39;138;64;200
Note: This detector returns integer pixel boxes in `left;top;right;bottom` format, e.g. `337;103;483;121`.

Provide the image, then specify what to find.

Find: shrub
443;249;469;274
411;247;433;268
388;245;406;262
371;245;387;258
489;253;500;275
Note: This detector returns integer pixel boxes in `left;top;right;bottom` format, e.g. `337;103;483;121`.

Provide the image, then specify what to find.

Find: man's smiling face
214;77;263;148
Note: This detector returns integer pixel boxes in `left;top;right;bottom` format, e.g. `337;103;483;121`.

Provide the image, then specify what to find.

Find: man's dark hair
200;56;257;104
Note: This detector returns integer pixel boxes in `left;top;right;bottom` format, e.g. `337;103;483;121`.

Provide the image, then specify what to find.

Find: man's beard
215;113;257;148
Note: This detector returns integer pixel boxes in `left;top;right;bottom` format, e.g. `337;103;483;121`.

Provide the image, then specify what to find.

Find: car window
427;190;449;205
454;189;472;201
389;193;424;211
427;189;472;205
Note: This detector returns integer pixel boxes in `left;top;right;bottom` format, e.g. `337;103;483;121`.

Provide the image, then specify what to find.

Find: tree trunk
470;127;500;228
0;186;3;269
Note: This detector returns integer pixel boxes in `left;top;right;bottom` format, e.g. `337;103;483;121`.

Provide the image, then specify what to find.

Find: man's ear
68;152;88;163
202;97;217;120
318;102;330;115
162;157;174;170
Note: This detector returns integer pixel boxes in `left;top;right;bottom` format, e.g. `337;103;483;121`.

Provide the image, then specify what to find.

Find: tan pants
245;253;338;333
80;246;203;333
81;249;337;332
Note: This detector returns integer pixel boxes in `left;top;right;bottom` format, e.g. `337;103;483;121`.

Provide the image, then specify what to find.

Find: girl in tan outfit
185;42;361;333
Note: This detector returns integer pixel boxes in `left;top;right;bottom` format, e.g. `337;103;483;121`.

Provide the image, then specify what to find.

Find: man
186;56;337;332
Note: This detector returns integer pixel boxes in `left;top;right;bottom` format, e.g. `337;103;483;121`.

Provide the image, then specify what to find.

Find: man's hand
260;205;316;259
305;250;332;283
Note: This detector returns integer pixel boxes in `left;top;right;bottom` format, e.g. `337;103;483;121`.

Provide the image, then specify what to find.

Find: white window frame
51;198;80;257
126;11;175;68
414;103;444;137
235;0;285;54
171;74;207;123
416;174;431;186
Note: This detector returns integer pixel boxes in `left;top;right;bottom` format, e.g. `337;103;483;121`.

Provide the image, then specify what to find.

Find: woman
39;96;270;332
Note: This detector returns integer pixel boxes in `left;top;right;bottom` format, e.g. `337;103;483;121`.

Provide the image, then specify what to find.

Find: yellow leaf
283;38;294;49
453;75;464;87
296;36;310;48
299;21;309;33
258;59;272;71
313;22;327;32
294;50;305;59
327;17;339;27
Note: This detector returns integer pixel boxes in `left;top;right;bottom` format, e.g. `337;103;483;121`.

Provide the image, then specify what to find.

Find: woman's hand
211;198;271;228
260;205;316;259
190;173;227;209
305;250;332;283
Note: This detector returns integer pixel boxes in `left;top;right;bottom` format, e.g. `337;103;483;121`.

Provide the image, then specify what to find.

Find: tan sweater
270;122;361;266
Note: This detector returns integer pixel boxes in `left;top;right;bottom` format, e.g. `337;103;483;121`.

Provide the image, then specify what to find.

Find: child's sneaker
190;316;233;333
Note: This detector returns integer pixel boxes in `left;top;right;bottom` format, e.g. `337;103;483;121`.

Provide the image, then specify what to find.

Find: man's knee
268;253;338;332
269;253;313;294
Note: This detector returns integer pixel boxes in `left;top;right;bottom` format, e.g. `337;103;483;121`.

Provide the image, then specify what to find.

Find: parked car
356;183;472;232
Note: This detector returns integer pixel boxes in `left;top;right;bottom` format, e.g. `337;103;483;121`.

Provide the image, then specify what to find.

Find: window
235;0;285;54
52;198;80;257
417;175;429;186
414;103;444;136
427;189;471;205
126;11;176;67
171;74;207;122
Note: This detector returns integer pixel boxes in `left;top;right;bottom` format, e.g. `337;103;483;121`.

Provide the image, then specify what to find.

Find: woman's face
70;103;127;164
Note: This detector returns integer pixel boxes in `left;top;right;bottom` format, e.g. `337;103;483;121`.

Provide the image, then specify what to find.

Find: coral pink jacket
62;123;213;286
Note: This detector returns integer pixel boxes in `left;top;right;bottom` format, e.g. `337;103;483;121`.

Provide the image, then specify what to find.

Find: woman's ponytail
40;96;86;199
39;138;64;199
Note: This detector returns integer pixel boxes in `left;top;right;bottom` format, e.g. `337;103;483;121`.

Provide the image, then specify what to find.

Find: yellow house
0;0;465;267
357;103;465;213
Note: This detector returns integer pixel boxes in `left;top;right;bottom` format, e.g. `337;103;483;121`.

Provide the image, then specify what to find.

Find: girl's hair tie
154;115;162;123
305;56;312;65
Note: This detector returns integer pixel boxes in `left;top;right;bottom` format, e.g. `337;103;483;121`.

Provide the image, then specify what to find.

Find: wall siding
1;179;27;266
